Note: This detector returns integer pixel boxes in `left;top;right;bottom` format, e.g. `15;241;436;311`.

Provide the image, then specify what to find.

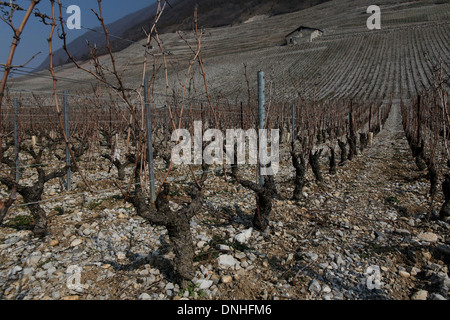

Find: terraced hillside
9;0;450;103
35;0;332;71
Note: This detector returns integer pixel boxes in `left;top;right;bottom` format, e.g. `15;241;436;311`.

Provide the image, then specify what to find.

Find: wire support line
4;84;242;108
4;155;293;209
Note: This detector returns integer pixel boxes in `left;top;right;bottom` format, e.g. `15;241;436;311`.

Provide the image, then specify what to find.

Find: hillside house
285;26;323;45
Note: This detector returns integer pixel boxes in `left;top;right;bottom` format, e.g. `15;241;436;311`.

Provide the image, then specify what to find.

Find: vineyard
9;0;450;101
0;0;449;301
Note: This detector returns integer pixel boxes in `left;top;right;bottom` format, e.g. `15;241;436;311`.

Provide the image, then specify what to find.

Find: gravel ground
0;103;449;301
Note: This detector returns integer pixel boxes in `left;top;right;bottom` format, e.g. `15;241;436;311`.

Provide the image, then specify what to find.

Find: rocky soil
0;104;449;301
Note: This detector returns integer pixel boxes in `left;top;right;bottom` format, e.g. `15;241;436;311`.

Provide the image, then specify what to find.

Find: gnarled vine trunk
128;157;206;285
329;146;337;175
291;149;306;200
338;139;347;165
309;149;323;183
0;147;69;237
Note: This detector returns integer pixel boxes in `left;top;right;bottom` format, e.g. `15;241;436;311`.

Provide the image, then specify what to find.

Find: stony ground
0;104;449;301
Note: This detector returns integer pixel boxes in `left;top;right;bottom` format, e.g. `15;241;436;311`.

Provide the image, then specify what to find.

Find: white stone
417;232;438;243
234;228;252;244
165;283;174;290
197;241;207;249
234;252;246;260
196;279;213;290
430;293;446;301
42;262;53;270
27;253;42;266
150;268;160;275
411;290;428;300
335;255;345;266
139;293;152;300
218;255;237;268
52;292;61;299
47;267;57;276
409;267;421;276
309;279;321;295
11;266;22;275
322;285;332;293
70;239;83;247
217;244;231;251
23;268;34;277
305;252;319;261
221;275;233;284
13;230;32;239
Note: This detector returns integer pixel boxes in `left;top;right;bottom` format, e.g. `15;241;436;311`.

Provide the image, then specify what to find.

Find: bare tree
0;0;41;161
232;171;278;231
0;142;70;237
123;156;208;285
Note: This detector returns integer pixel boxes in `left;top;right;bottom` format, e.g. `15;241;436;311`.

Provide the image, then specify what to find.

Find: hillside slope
36;0;331;70
12;0;450;102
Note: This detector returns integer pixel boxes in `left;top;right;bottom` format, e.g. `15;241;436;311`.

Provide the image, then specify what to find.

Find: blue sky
0;0;156;72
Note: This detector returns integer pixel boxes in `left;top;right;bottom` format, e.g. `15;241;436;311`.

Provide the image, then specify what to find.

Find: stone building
285;26;323;45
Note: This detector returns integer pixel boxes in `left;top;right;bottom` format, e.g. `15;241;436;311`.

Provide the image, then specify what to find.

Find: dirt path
294;101;449;300
342;101;433;225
